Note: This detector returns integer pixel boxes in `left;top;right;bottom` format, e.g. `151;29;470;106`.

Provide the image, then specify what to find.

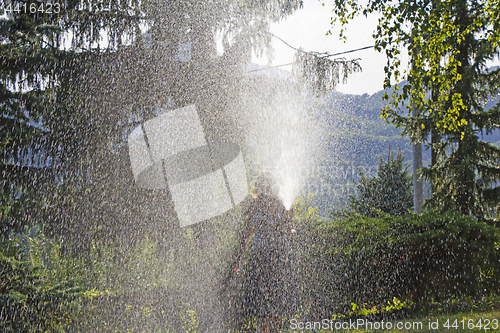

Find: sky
252;0;500;96
252;0;390;96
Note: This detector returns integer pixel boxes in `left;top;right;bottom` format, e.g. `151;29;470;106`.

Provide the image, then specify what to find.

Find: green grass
281;311;500;332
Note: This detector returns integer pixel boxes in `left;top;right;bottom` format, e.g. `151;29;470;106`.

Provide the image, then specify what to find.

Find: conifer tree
328;0;500;219
1;8;61;237
0;1;145;330
335;148;413;217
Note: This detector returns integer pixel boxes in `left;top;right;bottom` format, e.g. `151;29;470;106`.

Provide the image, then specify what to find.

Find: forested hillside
310;89;411;213
305;85;500;214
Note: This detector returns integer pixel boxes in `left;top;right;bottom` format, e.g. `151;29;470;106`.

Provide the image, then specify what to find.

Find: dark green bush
300;211;500;317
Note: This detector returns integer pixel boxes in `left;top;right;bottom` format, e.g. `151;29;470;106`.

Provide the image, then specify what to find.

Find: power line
269;32;302;52
247;33;374;73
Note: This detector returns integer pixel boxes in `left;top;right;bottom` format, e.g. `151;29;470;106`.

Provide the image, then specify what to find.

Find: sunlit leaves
0;235;84;332
329;0;500;135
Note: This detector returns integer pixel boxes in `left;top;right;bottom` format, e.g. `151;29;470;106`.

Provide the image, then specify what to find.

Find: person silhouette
233;173;296;333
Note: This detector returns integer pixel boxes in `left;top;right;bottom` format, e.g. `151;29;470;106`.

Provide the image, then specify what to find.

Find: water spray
235;79;320;333
237;81;318;212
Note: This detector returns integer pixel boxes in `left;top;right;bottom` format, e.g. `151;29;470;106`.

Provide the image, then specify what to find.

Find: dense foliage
298;210;500;318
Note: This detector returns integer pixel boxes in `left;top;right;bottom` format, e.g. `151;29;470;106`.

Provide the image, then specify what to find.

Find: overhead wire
246;32;374;73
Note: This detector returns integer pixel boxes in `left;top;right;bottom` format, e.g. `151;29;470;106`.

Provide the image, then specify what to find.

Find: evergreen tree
0;0;145;235
328;0;500;219
0;0;144;330
335;148;413;217
1;8;61;238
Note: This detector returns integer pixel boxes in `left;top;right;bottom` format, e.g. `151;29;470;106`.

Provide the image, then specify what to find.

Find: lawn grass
281;310;500;332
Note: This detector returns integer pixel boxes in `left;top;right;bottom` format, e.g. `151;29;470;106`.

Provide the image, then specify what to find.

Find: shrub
300;211;500;316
